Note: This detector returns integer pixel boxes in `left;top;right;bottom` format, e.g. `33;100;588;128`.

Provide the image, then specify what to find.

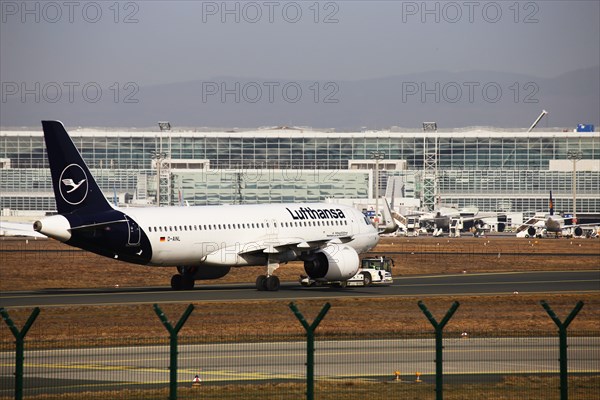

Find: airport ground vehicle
300;256;393;287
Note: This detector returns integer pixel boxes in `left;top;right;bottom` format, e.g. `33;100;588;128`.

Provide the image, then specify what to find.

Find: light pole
370;151;385;226
157;122;171;206
567;151;582;224
151;150;167;205
422;122;438;211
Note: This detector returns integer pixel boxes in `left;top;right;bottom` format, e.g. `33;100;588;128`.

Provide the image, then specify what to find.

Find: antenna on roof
527;110;547;133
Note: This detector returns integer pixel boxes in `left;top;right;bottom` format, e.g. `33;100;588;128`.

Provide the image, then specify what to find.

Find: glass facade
1;128;598;213
173;169;370;206
0;168;143;211
3;129;598;170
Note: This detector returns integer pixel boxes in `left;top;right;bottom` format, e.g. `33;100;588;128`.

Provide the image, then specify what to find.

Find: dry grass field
1;236;598;291
1;293;599;344
1;377;598;400
0;236;598;342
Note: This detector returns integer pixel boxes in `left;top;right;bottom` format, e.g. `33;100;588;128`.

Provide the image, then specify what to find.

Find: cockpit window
363;214;371;225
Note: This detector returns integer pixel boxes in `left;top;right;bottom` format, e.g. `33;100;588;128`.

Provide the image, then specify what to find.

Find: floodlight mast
567;151;582;224
157;122;172;206
370;151;385;227
527;110;548;133
422;122;438;211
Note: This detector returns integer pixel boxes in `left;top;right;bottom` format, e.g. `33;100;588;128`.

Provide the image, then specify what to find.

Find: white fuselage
123;203;379;267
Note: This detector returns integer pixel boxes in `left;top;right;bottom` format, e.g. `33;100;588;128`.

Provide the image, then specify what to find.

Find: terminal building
1;125;598;222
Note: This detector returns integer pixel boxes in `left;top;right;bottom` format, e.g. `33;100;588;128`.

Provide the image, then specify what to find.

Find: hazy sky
2;1;598;85
1;1;599;128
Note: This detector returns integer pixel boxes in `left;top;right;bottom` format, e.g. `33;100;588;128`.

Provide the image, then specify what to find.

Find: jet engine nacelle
527;226;537;237
574;227;583;237
303;244;360;281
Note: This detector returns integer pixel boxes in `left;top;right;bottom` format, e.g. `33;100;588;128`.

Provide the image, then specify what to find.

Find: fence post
0;307;40;400
418;300;460;400
289;302;331;400
153;304;195;400
540;300;584;400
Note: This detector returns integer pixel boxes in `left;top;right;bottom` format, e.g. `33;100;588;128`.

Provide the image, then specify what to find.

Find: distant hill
2;66;598;130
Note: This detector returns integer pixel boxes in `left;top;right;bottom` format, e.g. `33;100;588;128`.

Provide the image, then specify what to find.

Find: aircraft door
125;215;141;246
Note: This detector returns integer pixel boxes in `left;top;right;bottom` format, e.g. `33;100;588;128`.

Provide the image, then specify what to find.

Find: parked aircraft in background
33;121;380;291
517;192;596;238
409;206;500;237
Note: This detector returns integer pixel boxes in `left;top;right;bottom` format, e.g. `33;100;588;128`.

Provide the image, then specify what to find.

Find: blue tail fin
549;191;554;216
41;120;113;214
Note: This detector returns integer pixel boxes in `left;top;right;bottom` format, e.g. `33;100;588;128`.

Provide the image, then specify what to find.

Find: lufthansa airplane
34;121;380;291
521;191;596;238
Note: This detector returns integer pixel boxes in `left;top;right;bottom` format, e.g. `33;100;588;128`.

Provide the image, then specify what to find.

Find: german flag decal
160;237;166;242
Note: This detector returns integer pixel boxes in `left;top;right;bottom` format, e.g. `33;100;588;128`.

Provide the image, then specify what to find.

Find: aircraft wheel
181;276;195;290
266;276;280;291
363;273;372;287
256;275;268;291
171;274;183;290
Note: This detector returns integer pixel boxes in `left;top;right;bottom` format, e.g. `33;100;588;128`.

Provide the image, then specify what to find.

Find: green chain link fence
1;302;598;400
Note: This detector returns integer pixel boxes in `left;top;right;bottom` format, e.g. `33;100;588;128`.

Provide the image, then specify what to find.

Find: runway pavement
1;270;599;308
1;270;599;397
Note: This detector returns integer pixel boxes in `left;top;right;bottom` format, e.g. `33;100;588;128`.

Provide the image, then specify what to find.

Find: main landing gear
256;275;280;291
256;258;281;291
171;266;196;291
